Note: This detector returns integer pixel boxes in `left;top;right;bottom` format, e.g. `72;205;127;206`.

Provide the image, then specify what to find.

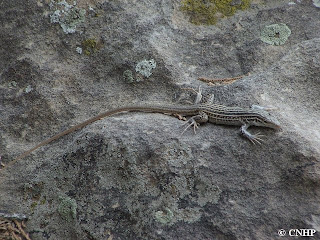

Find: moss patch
181;0;251;25
81;38;102;55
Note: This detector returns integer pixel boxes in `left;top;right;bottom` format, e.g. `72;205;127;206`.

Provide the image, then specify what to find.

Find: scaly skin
4;103;280;170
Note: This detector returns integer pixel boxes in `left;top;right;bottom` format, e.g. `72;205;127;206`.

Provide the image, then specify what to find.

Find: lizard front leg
240;124;264;145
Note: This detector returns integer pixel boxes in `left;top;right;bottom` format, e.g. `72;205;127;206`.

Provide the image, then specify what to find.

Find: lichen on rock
49;0;86;34
260;23;291;46
123;69;135;83
313;0;320;8
57;196;77;221
181;0;251;25
155;208;174;224
135;59;156;78
81;38;98;55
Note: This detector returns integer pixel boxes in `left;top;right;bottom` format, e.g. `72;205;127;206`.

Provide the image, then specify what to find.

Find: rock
1;0;320;239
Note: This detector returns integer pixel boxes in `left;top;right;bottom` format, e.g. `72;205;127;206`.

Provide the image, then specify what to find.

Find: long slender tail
3;105;198;170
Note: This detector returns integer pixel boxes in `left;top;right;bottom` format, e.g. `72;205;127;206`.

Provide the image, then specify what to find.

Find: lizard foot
240;125;264;145
180;118;199;135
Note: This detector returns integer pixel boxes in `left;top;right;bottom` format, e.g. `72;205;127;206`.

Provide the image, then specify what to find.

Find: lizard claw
180;118;199;135
247;133;264;145
240;125;265;145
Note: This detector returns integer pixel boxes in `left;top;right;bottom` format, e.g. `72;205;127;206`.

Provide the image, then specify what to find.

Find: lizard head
253;111;281;130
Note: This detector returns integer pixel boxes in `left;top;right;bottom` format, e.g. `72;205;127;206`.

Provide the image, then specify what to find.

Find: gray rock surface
1;0;320;239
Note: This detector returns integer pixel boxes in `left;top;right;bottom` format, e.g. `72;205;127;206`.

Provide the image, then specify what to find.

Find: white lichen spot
25;85;33;93
135;59;156;78
50;10;61;23
313;0;320;8
76;47;82;54
8;81;17;88
260;23;291;46
155;208;174;224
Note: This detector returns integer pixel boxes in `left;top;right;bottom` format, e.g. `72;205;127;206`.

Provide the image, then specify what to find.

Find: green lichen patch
122;58;157;83
181;0;251;25
313;0;320;8
40;196;47;205
194;179;221;206
23;182;45;201
8;81;17;88
76;46;83;54
50;0;86;34
58;196;77;221
155;207;174;224
30;201;38;212
123;70;135;83
135;59;156;78
260;23;291;46
82;38;97;55
25;85;33;93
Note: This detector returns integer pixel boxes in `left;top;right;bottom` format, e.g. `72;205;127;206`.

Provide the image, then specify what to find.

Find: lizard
3;96;281;170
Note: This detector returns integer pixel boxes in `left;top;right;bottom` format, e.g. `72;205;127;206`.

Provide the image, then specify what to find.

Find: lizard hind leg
192;86;215;104
180;111;209;135
181;85;215;104
181;85;203;104
188;85;215;104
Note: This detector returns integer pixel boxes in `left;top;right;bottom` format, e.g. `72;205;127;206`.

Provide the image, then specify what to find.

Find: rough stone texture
1;0;320;239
